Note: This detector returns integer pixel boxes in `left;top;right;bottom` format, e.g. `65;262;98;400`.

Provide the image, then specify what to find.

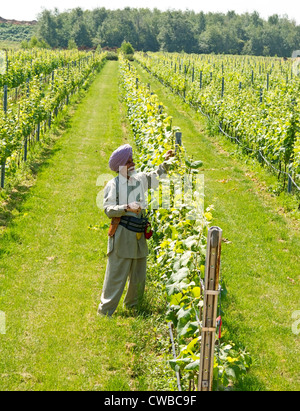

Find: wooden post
287;174;292;194
24;137;28;162
260;88;263;103
3;85;8;114
198;226;222;392
26;78;30;97
168;322;182;391
0;159;5;189
175;132;182;153
5;49;8;73
36;123;40;142
221;77;225;98
287;164;293;194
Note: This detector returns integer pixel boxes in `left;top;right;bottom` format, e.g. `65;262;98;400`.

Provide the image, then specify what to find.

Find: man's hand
127;202;142;214
164;150;175;161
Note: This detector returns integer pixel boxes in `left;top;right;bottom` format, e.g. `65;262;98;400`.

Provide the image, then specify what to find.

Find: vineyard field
135;52;300;195
0;49;299;393
134;58;300;390
0;50;106;188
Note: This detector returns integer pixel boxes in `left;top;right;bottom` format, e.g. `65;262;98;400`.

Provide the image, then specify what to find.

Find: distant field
0;23;34;46
0;40;21;50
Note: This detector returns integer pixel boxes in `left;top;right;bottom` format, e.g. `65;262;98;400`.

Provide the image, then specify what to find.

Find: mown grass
0;61;175;391
135;61;300;391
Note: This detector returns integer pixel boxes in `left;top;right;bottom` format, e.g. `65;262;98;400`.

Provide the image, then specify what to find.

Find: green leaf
225;366;236;380
185;360;200;371
191;286;201;298
170;267;190;283
186;336;201;352
185;159;203;169
169;292;183;306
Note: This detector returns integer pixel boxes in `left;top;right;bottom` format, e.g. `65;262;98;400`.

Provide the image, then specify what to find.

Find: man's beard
127;167;137;177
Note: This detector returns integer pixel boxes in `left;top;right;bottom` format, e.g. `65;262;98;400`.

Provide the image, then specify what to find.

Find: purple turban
109;144;133;172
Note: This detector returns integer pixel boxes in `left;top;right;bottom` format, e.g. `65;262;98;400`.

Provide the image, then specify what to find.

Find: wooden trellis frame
198;226;222;391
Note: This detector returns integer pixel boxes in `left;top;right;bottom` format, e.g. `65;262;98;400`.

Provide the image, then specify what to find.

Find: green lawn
135;61;300;391
0;61;172;391
0;40;22;49
1;58;299;392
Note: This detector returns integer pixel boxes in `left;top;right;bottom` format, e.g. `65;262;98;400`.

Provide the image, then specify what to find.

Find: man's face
120;156;135;177
126;156;135;171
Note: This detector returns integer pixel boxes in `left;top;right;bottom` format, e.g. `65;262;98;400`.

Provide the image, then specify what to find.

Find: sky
1;0;300;24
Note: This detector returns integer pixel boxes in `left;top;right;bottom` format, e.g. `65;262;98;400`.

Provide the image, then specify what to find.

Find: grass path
0;61;163;391
135;62;300;391
1;58;299;392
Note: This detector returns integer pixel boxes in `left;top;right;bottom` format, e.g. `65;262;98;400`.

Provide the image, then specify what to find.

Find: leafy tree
197;11;206;33
199;25;225;54
36;10;58;48
71;21;92;48
68;39;78;50
32;7;300;57
120;41;134;55
157;11;195;53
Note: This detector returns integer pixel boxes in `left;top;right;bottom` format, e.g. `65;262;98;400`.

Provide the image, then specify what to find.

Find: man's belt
120;216;148;233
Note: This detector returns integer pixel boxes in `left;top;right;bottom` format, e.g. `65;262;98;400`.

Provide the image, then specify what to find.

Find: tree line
34;7;300;57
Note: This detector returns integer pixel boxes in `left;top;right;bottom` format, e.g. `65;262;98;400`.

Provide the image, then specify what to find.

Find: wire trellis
138;60;300;195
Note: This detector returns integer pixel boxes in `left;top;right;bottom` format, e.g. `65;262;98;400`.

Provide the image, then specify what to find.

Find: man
98;144;174;316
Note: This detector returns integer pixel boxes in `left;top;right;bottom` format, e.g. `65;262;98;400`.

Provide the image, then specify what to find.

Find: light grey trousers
98;249;147;316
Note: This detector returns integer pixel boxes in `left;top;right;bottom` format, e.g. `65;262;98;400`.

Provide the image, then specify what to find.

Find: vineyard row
135;52;300;194
0;49;98;89
0;52;107;188
119;57;251;390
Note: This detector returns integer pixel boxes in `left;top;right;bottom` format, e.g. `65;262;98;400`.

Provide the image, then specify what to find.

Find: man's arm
103;181;141;218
